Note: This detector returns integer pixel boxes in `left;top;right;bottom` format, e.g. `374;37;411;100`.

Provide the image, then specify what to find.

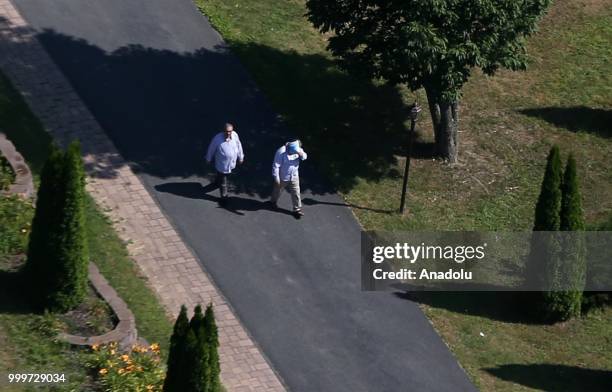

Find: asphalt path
10;0;476;391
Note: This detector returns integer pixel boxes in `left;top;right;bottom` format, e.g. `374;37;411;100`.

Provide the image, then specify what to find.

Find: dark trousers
216;172;230;198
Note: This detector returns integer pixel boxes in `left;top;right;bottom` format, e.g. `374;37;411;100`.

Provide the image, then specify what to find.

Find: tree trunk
425;86;442;144
424;86;459;163
437;101;459;163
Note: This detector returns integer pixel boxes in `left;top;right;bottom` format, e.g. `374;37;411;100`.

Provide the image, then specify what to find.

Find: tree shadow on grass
485;364;612;392
396;290;541;324
519;106;612;138
410;141;437;160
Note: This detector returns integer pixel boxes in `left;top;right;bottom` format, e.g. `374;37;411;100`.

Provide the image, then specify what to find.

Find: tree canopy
307;0;552;161
307;0;551;101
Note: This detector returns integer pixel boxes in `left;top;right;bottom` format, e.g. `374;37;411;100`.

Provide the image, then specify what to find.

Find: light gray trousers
271;178;302;211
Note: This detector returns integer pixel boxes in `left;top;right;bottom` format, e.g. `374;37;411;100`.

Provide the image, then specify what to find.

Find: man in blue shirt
206;123;245;203
271;139;307;217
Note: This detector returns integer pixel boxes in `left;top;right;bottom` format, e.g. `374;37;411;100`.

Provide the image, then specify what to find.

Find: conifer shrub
47;141;89;311
164;304;221;392
528;148;587;322
534;145;562;232
25;141;88;311
163;305;190;392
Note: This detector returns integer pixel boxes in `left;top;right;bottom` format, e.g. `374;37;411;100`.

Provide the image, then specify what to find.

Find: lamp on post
399;101;422;214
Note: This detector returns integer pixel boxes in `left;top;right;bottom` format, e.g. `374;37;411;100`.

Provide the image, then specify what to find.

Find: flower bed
90;342;165;392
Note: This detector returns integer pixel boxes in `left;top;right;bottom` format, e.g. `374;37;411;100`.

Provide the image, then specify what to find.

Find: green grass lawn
196;0;612;390
413;292;612;391
0;71;172;390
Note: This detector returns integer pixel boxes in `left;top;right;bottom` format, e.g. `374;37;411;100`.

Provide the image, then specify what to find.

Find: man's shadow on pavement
154;182;295;217
301;197;394;214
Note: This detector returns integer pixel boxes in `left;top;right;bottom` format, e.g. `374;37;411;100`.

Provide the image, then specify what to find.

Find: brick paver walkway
0;2;285;390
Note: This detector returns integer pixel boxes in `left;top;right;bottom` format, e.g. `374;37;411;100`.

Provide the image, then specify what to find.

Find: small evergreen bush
47;141;89;311
533;145;562;231
164;304;221;392
204;304;221;392
529;148;587;322
25;141;88;311
163;305;190;391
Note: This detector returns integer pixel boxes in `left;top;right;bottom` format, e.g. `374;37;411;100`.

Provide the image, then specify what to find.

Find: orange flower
132;345;147;353
120;354;130;362
91;344;100;351
149;343;160;353
98;368;108;375
118;368;125;375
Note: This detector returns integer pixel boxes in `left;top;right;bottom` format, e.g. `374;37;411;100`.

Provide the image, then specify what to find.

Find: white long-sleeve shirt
206;131;244;174
272;145;307;182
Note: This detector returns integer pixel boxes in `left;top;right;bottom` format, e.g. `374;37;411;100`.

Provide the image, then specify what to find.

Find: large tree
306;0;551;162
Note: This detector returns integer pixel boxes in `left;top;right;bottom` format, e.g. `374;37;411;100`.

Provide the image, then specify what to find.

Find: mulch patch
56;284;118;337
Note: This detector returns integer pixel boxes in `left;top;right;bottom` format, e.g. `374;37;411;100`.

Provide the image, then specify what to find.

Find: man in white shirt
206;123;245;203
271;139;307;217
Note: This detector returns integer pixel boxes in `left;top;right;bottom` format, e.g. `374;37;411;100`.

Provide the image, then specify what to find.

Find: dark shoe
294;209;304;218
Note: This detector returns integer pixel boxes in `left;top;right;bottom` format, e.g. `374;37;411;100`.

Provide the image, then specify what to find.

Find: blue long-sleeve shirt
206;131;244;174
272;145;307;182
